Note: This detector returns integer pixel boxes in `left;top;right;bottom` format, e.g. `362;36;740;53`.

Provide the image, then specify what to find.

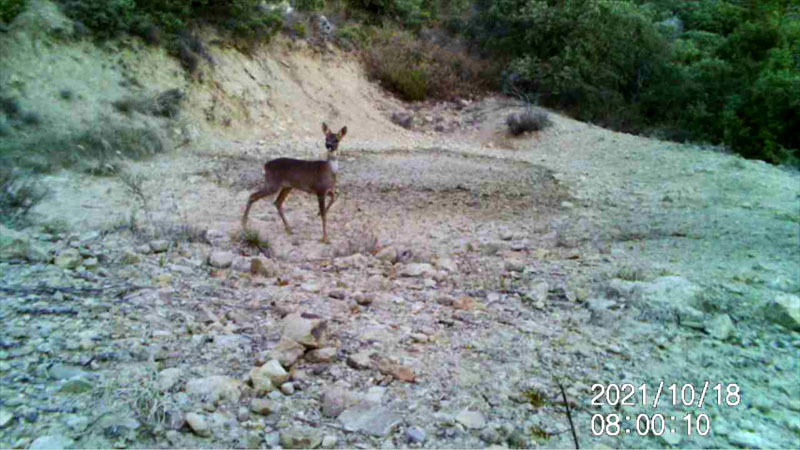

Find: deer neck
326;150;339;174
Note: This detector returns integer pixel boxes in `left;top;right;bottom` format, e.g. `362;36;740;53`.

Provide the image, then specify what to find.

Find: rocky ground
1;96;799;450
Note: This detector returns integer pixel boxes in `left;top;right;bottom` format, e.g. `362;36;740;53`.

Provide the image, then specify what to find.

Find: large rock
399;263;434;278
705;314;734;340
455;410;486;429
322;387;361;418
280;428;323;449
55;248;82;269
185;376;241;404
208;251;234;268
270;339;306;367
282;312;328;349
338;404;402;437
766;293;800;331
252;360;289;385
157;368;183;392
186;412;211;437
29;435;75;450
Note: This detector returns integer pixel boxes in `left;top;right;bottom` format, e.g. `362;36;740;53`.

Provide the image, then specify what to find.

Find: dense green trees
463;0;798;164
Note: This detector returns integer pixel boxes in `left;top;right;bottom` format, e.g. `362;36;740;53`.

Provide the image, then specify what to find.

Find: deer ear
322;123;329;134
339;126;347;138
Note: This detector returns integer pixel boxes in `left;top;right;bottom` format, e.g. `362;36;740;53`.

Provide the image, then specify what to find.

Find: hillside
1;2;799;450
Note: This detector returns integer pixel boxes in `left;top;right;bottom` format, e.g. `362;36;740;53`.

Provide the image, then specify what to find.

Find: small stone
455;410;486;429
410;333;428;343
237;406;250;422
270;339;306;367
282;312;329;349
399;263;433;278
301;281;321;293
264;432;280;447
281;382;295;395
376;247;397;263
157;368;183;392
306;347;337;363
280;428;322;449
150;240;170;253
60;377;93;393
705;313;735;340
322;387;360;417
354;293;373;306
364;386;386;404
405;426;426;443
261;359;290;384
208;251;234;268
249;368;276;394
29;435;75;450
64;415;89;432
436;258;457;273
186;412;211;437
338;404;402;437
55;248;82;269
231;257;251;273
479;427;501;444
321;435;338;449
527;281;549;304
504;259;525;272
185;376;242;404
205;229;230;247
767;293;800;331
660;431;681;446
245;430;261;448
453;296;477;310
347;350;373;370
0;409;14;428
376;360;415;382
329;289;346;300
729;430;770;448
250;398;273;415
83;257;98;269
251;257;278;277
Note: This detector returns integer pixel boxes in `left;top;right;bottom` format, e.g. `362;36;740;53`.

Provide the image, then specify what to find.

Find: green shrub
0;167;48;228
0;123;166;174
59;0;136;39
0;0;26;24
506;108;551;136
363;28;493;101
295;0;324;12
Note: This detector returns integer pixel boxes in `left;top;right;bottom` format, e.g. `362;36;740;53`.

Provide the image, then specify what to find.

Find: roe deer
241;123;347;243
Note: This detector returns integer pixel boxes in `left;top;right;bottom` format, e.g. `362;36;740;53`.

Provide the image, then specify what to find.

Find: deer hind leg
274;187;293;234
242;186;278;229
318;193;329;243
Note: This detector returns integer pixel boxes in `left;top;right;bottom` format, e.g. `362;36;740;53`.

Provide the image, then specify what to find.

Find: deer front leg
323;189;336;215
318;193;329;243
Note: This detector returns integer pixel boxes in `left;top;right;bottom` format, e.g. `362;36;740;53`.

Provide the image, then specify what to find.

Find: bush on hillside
506;108;552;136
363;28;494;101
0;167;48;228
0;0;26;24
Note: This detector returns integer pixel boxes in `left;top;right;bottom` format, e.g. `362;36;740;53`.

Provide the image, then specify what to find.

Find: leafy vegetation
0;0;26;24
362;27;494;101
56;0;283;44
0;167;48;229
459;0;799;165
39;0;800;166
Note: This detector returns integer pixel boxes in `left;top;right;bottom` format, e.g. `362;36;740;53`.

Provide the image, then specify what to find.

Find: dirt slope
2;3;800;450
